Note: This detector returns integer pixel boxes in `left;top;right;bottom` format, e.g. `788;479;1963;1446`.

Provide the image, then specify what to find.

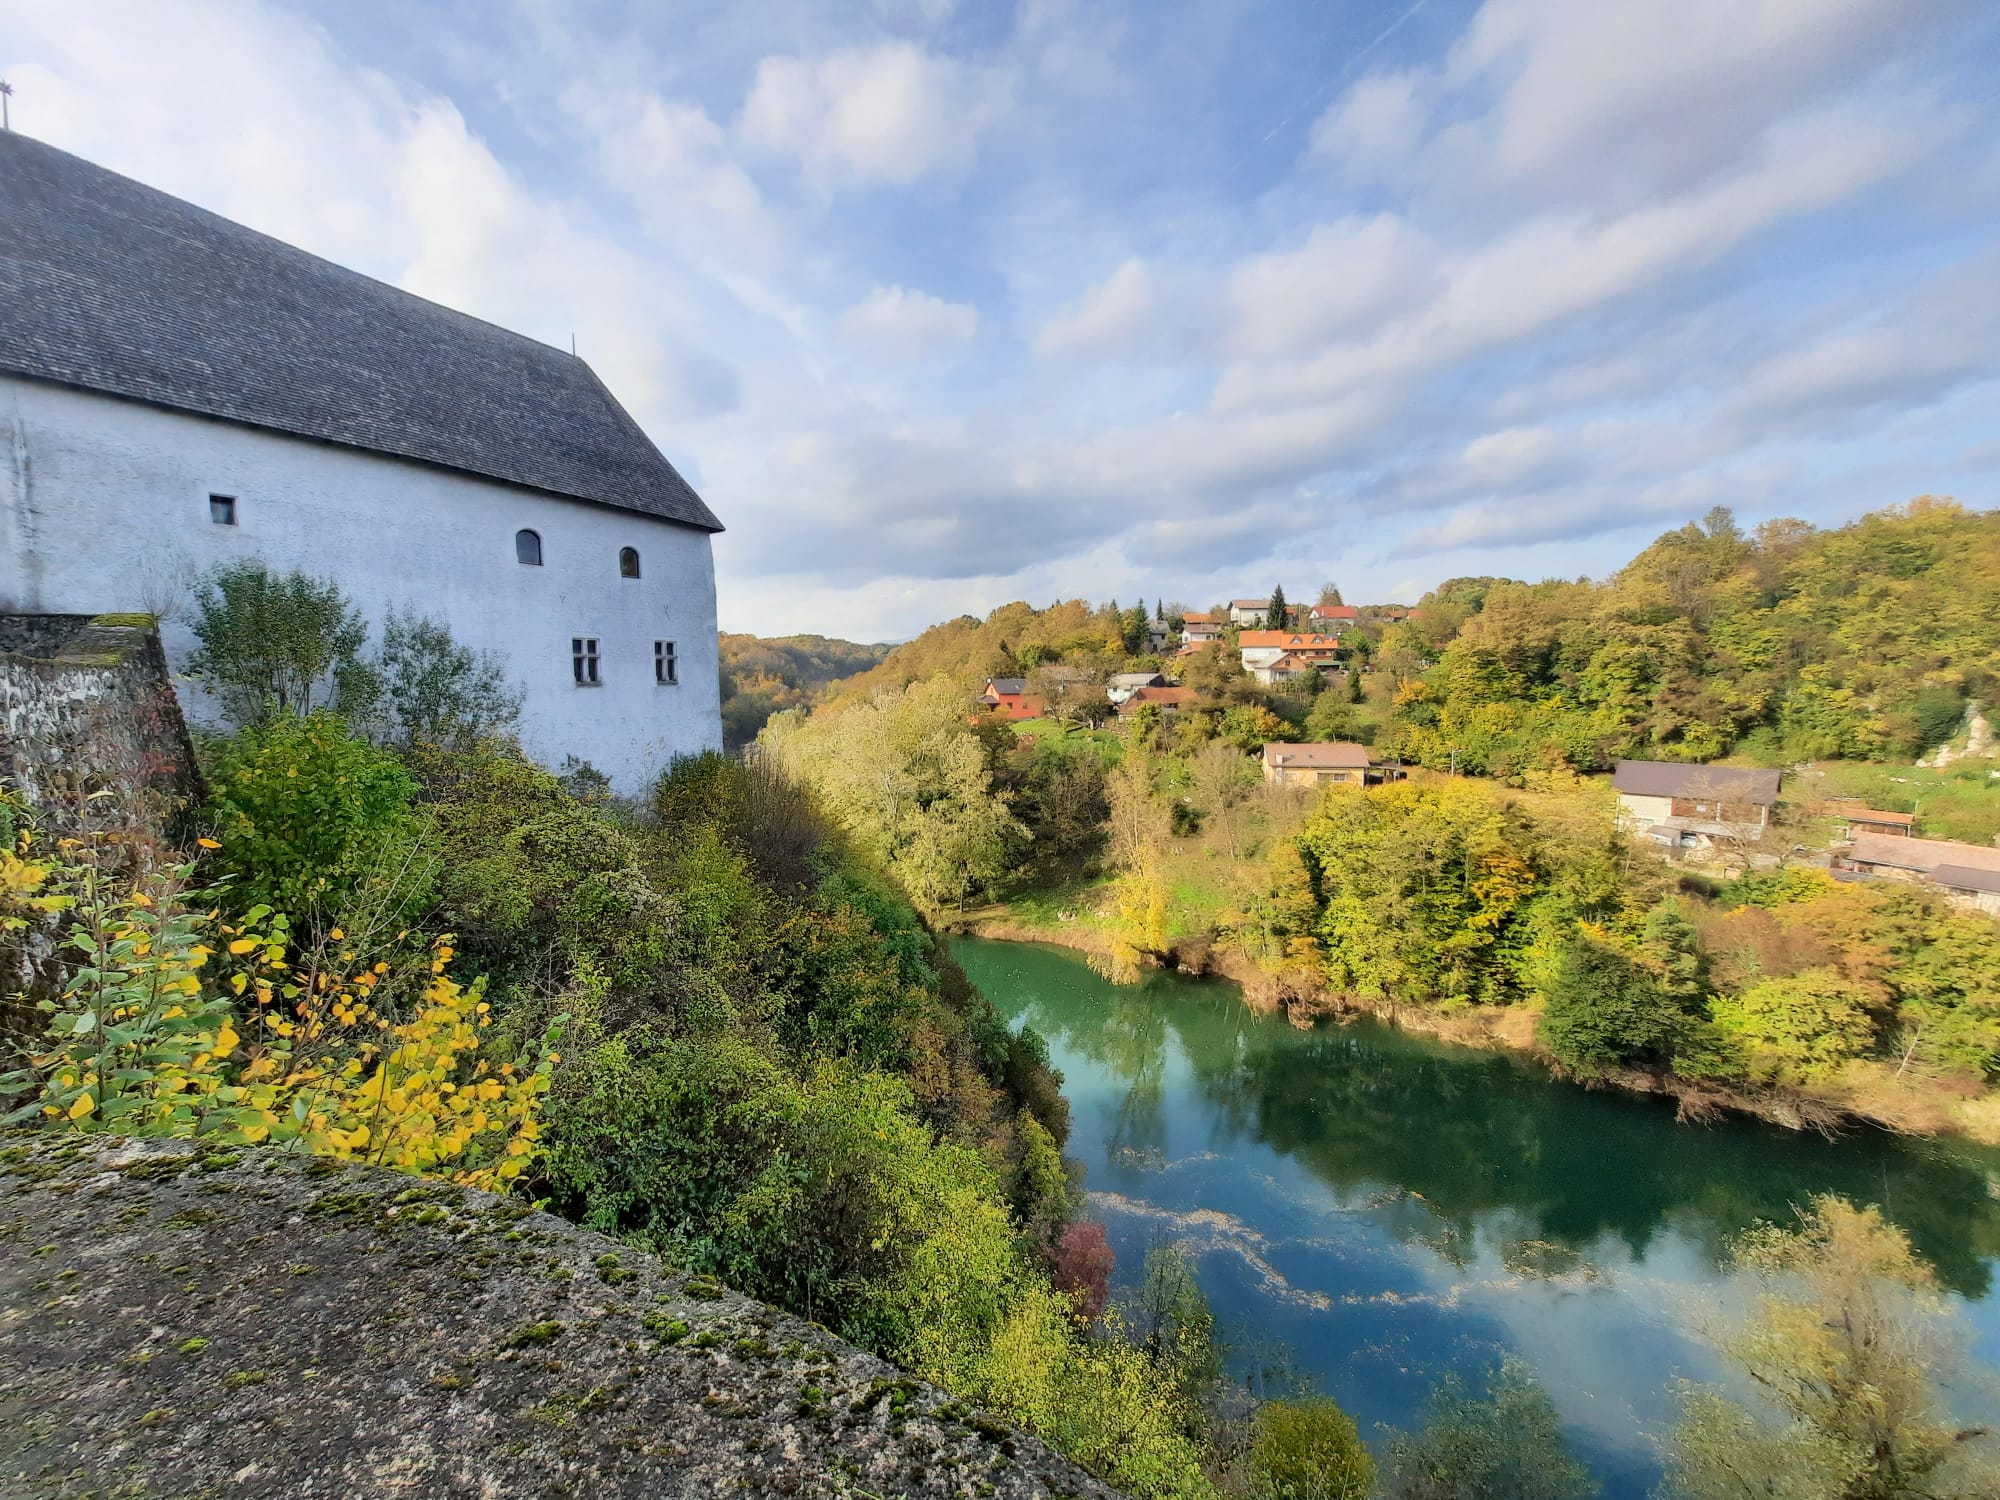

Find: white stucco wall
1615;792;1674;829
0;375;721;794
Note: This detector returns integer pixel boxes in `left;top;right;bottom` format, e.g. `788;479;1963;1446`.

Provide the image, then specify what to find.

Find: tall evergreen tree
1266;585;1289;630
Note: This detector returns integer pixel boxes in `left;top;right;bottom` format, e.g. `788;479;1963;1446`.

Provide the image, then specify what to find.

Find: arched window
515;529;542;566
619;546;641;579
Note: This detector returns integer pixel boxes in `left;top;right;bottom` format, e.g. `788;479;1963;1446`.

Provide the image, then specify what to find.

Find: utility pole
1;81;14;133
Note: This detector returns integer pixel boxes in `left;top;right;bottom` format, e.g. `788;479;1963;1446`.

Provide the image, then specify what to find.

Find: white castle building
0;132;723;793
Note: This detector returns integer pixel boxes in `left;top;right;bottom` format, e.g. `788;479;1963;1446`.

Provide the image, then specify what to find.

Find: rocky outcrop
0;1135;1124;1500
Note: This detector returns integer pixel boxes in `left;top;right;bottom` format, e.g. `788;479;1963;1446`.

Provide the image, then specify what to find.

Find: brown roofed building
1116;685;1196;716
1611;760;1782;853
1842;831;2000;916
1262;741;1375;787
1181;612;1224;644
1834;805;1916;838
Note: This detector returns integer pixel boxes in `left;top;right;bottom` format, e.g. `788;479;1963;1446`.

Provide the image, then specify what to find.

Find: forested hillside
719;633;889;749
1380;498;1999;775
827;599;1168;703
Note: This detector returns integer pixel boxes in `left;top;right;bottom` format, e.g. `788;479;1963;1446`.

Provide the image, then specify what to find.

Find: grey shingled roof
1933;864;2000;895
1612;760;1779;805
1850;832;2000;877
0;132;721;532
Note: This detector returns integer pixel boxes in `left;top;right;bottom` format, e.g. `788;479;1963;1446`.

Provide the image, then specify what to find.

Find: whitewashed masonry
0;131;723;793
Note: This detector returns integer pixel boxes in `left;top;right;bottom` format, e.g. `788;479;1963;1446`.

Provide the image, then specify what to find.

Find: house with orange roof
1237;631;1343;671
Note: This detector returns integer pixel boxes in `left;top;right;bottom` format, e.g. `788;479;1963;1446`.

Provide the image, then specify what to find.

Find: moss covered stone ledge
0;1135;1124;1500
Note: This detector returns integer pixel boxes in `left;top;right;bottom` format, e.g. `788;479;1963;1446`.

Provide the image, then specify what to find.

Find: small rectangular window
654;640;678;686
209;493;237;525
572;636;600;686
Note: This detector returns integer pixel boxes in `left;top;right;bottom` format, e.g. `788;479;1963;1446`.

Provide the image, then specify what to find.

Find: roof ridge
0;130;722;532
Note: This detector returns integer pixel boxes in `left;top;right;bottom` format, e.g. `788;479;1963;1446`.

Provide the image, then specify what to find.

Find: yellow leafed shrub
0;823;558;1193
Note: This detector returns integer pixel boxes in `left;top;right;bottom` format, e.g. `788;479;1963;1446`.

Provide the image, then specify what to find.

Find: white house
1106;670;1166;705
0;132;722;794
1180;612;1223;645
1611;760;1780;853
1228;598;1271;627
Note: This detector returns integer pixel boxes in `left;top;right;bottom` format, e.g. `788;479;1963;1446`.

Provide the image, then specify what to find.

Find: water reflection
956;937;2000;1495
968;940;2000;1297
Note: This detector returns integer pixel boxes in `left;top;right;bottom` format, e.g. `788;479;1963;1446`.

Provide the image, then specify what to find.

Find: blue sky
6;0;1997;639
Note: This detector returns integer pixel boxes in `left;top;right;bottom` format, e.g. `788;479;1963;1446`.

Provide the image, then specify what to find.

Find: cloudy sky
6;1;1997;638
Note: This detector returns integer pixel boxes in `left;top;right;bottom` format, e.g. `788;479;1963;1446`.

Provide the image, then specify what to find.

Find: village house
0;132;723;795
1237;631;1344;672
1611;760;1781;852
1115;685;1195;717
1228;598;1271;627
1261;742;1378;787
1839;832;2000;916
1830;804;1916;839
978;677;1044;720
1307;603;1359;630
1250;652;1318;687
1181;612;1224;644
1106;670;1168;705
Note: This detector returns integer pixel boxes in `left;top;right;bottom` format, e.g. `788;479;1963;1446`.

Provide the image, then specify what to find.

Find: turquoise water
955;936;2000;1498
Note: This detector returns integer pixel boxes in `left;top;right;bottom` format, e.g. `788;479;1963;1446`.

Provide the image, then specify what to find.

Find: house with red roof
978;677;1044;721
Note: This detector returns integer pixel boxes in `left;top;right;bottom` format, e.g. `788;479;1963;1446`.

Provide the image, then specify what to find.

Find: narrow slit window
572;636;600;686
654;640;678;685
516;529;543;566
209;493;237;526
619;546;641;579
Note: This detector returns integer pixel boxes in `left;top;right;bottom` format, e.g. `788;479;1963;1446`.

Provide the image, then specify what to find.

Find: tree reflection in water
964;938;2000;1299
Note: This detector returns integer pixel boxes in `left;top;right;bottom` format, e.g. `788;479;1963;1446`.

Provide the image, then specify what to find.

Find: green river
955;936;2000;1498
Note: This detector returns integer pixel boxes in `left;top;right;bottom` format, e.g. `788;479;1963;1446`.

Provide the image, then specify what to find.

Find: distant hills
719;633;891;749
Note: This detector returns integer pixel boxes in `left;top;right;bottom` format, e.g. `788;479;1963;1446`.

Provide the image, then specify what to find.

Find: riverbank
959;910;2000;1146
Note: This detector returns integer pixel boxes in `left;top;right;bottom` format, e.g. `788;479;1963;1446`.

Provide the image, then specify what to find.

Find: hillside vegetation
720;633;889;749
1380;498;2000;775
768;500;2000;1142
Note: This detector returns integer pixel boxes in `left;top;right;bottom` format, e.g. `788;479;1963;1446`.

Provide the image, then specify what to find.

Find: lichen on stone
0;1133;1125;1498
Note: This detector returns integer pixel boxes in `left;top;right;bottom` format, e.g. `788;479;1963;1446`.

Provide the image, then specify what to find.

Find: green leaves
185;560;373;726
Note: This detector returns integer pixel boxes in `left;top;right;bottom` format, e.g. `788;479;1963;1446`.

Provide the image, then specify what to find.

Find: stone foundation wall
1;612;202;1042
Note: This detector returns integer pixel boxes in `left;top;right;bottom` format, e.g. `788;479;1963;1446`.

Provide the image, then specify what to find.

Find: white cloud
1034;258;1157;355
739;41;1009;187
1215;96;1934;414
1445;0;1923;203
3;0;1989;641
1309;71;1429;179
1225;215;1435;359
840;285;979;347
575;91;766;243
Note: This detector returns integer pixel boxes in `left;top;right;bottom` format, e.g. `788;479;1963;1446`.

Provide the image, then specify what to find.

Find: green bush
186;561;374;726
1712;968;1876;1080
1536;936;1689;1077
205;711;426;926
1247;1397;1375;1500
372;610;522;748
